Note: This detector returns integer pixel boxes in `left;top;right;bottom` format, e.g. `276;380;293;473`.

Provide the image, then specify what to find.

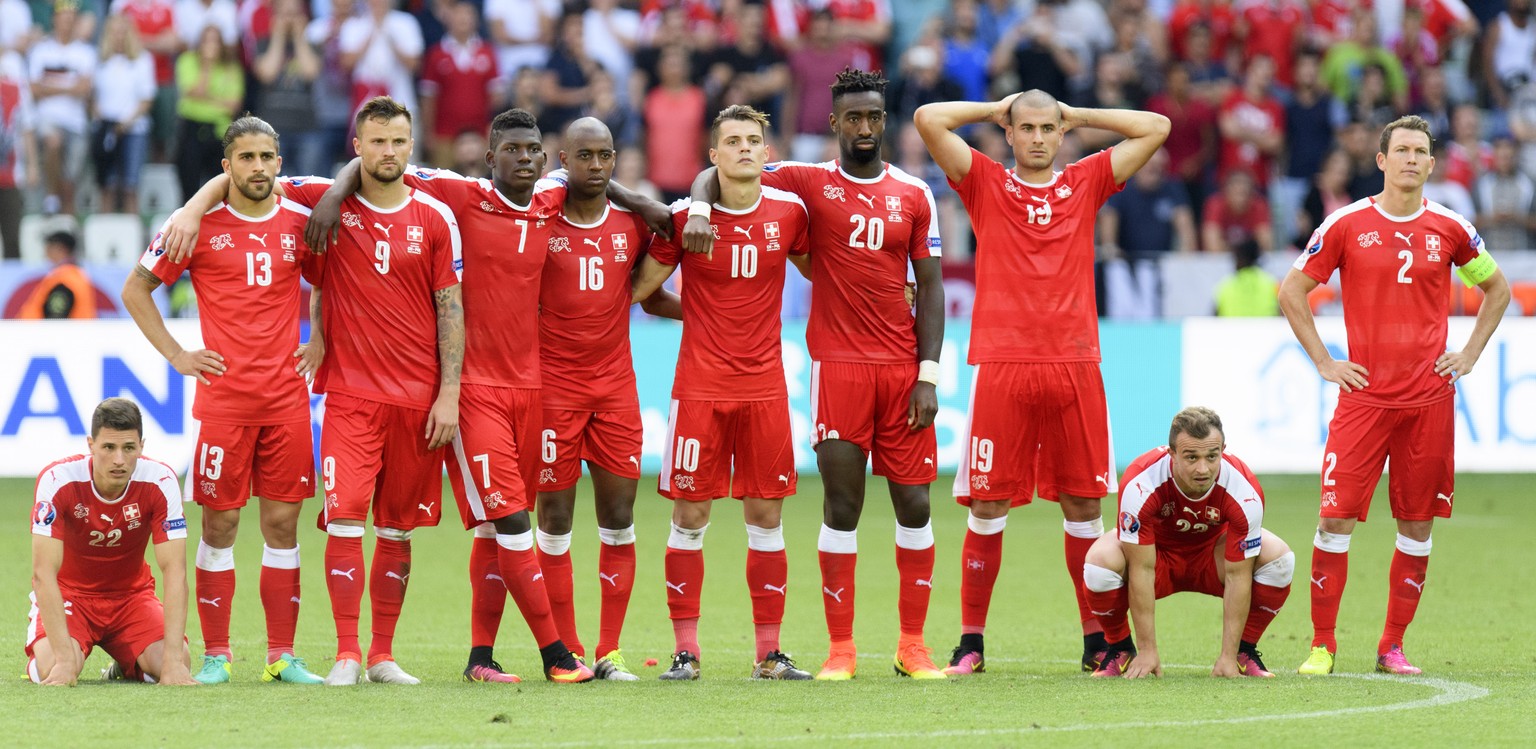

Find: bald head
565;117;613;146
1009;90;1061;126
562;117;617;199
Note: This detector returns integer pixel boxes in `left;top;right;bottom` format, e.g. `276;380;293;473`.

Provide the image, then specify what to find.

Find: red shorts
188;421;314;510
446;385;540;529
811;361;938;484
537;408;643;492
953;362;1116;506
660;398;797;501
1153;545;1226;599
317;393;445;531
1319;397;1455;522
25;588;164;680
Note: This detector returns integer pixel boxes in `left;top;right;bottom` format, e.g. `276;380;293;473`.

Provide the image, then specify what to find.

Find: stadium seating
81;214;146;265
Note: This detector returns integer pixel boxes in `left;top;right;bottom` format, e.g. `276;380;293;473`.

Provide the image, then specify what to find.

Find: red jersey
651;187;810;400
951;147;1122;364
1294;197;1485;408
823;0;891;70
538;202;651;411
760;160;940;363
115;0;176;83
1238;0;1306;86
282;178;463;410
1169;0;1235;62
1218;90;1285;189
140;198;318;425
31;455;187;597
1115;447;1264;562
402;166;563;390
419;37;500;139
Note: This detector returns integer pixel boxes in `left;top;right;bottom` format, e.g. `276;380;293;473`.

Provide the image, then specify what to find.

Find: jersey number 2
1397;250;1413;284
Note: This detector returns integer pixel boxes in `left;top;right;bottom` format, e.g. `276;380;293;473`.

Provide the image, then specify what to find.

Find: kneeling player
27;399;197;686
1083;407;1293;678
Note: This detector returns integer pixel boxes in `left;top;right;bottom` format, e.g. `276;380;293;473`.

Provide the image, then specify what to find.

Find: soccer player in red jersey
1280;115;1511;676
914;90;1169;674
1084;407;1293;679
302;110;610;684
28;398;197;686
631;105;814;681
682;69;945;681
533;117;677;681
167;97;466;685
122;116;326;685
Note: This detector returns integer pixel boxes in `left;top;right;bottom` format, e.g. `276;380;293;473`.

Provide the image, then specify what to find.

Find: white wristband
917;360;940;385
687;201;712;220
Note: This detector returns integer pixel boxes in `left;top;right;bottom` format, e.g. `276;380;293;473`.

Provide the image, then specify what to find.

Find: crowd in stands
3;0;1536;317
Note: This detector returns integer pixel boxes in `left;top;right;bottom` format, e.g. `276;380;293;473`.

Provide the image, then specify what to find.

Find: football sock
260;544;301;662
1380;535;1432;655
366;528;412;667
323;525;366;659
746;525;787;662
1244;550;1295;645
1310;529;1352;652
1082;563;1131;643
1064;519;1105;636
895;522;936;638
959;513;1006;636
195;540;236;659
536;530;581;659
497;531;562;648
817;525;858;642
665;523;707;656
595;526;637;659
468;528;506;654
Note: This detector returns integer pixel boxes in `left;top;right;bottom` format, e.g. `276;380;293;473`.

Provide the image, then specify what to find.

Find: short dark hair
44;230;76;254
222;114;280;156
489;108;539;147
1379;115;1434;155
830;67;887;104
710;104;771;146
92;398;143;438
355;96;412;131
1169;406;1224;448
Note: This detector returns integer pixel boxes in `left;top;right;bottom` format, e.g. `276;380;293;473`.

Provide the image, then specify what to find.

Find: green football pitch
3;473;1531;748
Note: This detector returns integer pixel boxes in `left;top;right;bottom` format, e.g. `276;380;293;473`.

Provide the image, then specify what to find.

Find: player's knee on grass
201;507;241;547
887;481;931;529
136;638;190;681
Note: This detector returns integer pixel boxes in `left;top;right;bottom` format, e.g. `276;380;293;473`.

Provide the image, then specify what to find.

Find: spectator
17;230;96;319
28;0;94;215
1148;62;1217;226
539;12;599;140
420;0;500;168
1319;8;1409;111
1181;22;1233;106
826;0;891;72
449;128;488;178
762;0;811;53
1217;54;1284;193
172;0;237;49
705;1;789;124
1202;170;1272;254
1304;0;1352;50
173;24;241;200
0;0;35;55
584;67;633;147
485;0;559;81
785;10;856;162
1414;65;1454;138
889;45;962;131
1481;0;1535;112
642;44;704;203
1346;63;1399;129
1169;0;1234;64
1235;0;1305;88
583;0;640;106
236;0;276;64
1277;50;1343;245
941;0;990;104
1337;118;1384;199
1107;1;1166;100
253;0;322;176
1296;149;1352;244
612;146;658;201
305;0;355;169
1442;103;1491;190
1474;137;1536;252
1423;140;1477;218
340;0;423;113
1390;4;1441;95
91;13;154;215
1100;148;1198;257
112;0;182;160
0;53;36;259
1213;239;1278;317
506;63;543;127
989;5;1082;105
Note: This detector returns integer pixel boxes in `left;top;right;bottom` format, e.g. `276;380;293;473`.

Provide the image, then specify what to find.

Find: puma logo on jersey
822;587;845;602
374;223;392;237
914;579;932;588
856;193;876;209
330;568;356;580
1090;609;1115;617
386;571;410;584
733;225;753;240
629;456;640;468
198;597;222;608
666;580;687;595
1095;473;1111;486
531;572;544;582
924;458;934;465
99;514;113;523
1437;492;1453;506
1395;232;1414;246
1259;606;1282;616
1404;578;1426;593
418;502;436;516
1311;575;1327;590
599;572;620;587
778;474;791;485
583;237;602;251
1182;506;1201;518
249;233;268;248
763;583;787;596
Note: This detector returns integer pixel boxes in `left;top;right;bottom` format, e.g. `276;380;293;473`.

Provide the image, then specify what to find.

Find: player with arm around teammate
27;398;197;687
1083;407;1294;679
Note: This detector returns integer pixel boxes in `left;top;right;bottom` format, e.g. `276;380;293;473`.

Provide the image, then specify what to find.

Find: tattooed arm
425;284;463;449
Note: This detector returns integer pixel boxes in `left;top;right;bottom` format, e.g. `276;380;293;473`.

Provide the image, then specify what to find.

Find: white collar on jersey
218;198;283;223
1010;168;1060;189
1368;196;1429;223
836;162;889;185
713;192;763;215
559;202;611;229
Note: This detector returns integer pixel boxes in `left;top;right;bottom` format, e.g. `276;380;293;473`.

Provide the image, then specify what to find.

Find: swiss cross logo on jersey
1426;234;1442;262
281;234;296;251
765;222;780;240
885;196;902;212
407;225;423;243
1205;507;1221;523
123;503;141;522
612;233;628;251
210;234;234;252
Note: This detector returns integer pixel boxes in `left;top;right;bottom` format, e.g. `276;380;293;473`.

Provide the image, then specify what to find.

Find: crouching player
1083;407;1293;678
27;398;197;686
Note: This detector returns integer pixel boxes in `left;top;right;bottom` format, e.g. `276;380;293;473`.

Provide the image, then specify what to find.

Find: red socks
1064;520;1104;636
468;534;505;650
817;524;858;643
1084;585;1131;643
194;554;235;659
1243;583;1291;644
260;545;302;662
324;532;365;659
596;530;636;659
366;534;411;667
536;532;581;658
494;533;562;648
959;514;1006;635
894;523;936;638
745;535;788;662
1309;534;1350;652
664;546;704;655
1380;543;1431;655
